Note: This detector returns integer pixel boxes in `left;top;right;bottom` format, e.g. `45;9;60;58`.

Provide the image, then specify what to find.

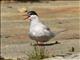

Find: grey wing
42;24;51;31
42;24;55;37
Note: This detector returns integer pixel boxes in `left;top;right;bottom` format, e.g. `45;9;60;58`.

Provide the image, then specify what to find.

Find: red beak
23;14;30;20
24;16;30;20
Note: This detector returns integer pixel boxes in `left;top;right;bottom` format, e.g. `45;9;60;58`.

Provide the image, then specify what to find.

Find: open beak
24;16;30;20
23;14;30;20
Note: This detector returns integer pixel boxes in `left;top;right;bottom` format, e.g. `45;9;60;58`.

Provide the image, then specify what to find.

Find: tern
23;11;57;45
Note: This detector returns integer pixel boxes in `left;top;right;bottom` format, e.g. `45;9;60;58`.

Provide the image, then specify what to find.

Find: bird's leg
36;41;45;46
34;41;44;46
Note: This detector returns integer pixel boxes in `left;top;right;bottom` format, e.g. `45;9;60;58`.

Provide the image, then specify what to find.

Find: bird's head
23;11;38;21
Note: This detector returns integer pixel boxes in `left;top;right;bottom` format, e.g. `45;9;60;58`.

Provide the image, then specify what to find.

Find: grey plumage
28;15;55;42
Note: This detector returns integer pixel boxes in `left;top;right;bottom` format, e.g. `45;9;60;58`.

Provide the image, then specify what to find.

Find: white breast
28;15;54;42
30;23;45;36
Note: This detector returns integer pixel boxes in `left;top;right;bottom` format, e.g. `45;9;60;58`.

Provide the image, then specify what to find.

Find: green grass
24;46;49;60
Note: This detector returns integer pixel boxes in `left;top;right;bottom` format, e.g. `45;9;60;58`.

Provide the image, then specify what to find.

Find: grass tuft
26;46;49;60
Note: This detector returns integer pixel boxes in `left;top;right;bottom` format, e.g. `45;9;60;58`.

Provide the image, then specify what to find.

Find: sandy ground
1;1;80;60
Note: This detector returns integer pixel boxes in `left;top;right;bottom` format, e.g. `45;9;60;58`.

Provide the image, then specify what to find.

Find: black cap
27;11;38;16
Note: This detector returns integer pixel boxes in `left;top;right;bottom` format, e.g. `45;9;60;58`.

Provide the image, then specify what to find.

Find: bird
23;11;56;45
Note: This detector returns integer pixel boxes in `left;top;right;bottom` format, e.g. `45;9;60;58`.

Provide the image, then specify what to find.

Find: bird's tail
54;29;68;35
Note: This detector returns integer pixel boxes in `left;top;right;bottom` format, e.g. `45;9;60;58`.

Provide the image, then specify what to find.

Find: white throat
29;15;42;29
30;15;40;24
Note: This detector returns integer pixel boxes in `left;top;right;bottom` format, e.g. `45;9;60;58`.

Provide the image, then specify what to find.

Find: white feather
28;15;55;42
